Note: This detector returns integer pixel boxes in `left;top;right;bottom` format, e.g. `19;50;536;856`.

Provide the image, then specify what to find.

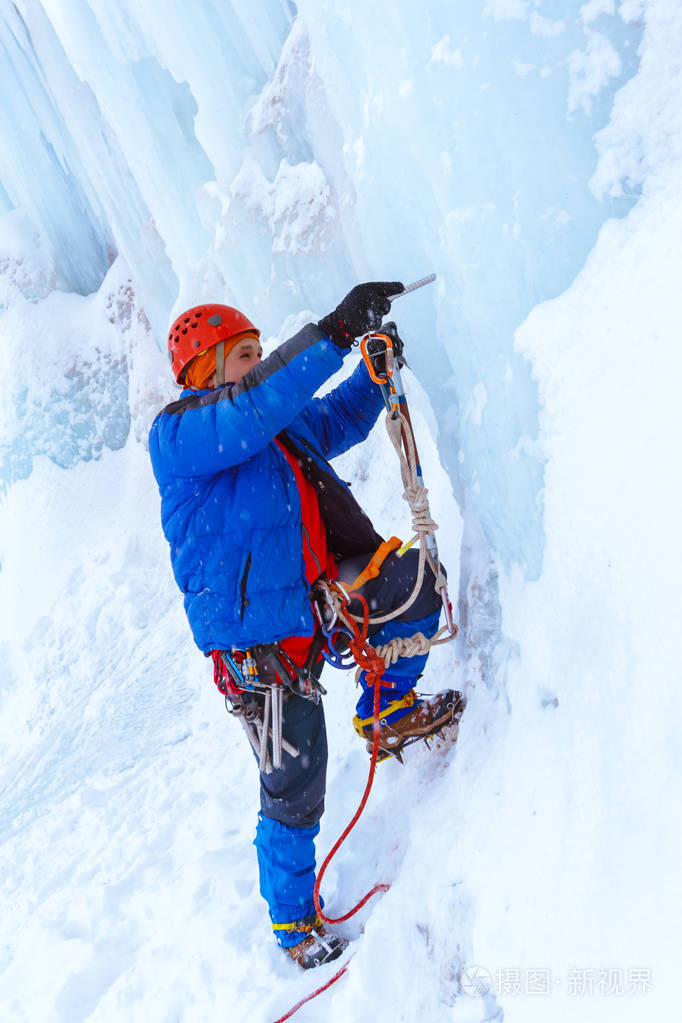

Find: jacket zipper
301;524;322;578
239;552;252;621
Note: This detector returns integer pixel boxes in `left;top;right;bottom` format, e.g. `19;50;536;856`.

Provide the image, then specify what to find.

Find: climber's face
211;336;263;386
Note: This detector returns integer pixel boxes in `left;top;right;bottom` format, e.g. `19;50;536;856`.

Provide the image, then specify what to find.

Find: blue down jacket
148;323;385;653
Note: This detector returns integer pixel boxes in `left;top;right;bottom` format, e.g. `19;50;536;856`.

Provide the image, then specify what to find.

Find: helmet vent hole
191;322;198;328
182;328;188;334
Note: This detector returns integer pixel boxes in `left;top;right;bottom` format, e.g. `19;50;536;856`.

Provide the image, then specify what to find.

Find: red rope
272;954;355;1023
313;592;392;925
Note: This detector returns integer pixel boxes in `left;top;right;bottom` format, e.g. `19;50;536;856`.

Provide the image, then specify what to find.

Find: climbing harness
212;643;325;773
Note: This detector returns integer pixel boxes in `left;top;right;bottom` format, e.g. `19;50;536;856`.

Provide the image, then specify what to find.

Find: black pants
259;693;328;828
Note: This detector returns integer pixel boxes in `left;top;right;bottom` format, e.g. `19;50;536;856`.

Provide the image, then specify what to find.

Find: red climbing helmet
167;303;260;383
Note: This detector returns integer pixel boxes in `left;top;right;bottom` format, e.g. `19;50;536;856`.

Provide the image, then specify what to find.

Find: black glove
318;281;404;349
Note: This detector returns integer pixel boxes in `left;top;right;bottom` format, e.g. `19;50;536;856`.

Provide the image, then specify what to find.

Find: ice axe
359;281;456;634
387;272;437;303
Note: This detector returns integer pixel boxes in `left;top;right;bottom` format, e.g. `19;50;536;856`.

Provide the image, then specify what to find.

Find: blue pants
253;549;442;946
254;815;321;947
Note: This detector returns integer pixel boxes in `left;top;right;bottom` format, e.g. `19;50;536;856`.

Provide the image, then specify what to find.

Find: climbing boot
286;919;348;969
354;689;465;762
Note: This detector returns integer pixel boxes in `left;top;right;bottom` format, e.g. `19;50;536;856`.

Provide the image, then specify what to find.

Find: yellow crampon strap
272;914;322;934
352;689;417;738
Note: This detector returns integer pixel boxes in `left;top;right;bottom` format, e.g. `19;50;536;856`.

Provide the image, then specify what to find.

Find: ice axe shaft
388;274;437;300
391;360;456;635
366;277;455;633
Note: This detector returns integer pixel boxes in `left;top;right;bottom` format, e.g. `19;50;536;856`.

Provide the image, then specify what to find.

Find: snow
1;0;680;1021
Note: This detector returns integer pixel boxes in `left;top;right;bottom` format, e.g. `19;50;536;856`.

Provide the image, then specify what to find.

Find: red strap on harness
211;650;243;697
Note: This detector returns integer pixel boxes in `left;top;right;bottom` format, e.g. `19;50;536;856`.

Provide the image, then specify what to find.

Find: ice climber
149;282;463;969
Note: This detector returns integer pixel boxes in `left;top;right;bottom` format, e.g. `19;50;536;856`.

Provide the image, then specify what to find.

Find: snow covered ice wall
2;2;681;1021
289;0;640;582
0;0;640;582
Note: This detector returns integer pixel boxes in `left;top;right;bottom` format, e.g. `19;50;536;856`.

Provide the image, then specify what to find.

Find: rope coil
345;408;452;627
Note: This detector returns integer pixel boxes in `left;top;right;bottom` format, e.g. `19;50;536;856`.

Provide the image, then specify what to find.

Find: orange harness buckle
347;536;402;592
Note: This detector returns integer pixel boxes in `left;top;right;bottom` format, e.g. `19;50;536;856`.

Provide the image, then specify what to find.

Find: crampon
355;689;466;763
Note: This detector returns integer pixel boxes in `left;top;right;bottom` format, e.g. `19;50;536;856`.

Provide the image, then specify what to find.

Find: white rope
353;625;456;684
375;630;429;664
316;399;458;673
347;410;441;626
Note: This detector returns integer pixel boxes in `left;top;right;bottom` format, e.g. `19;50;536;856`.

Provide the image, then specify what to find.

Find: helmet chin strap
215;340;225;386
